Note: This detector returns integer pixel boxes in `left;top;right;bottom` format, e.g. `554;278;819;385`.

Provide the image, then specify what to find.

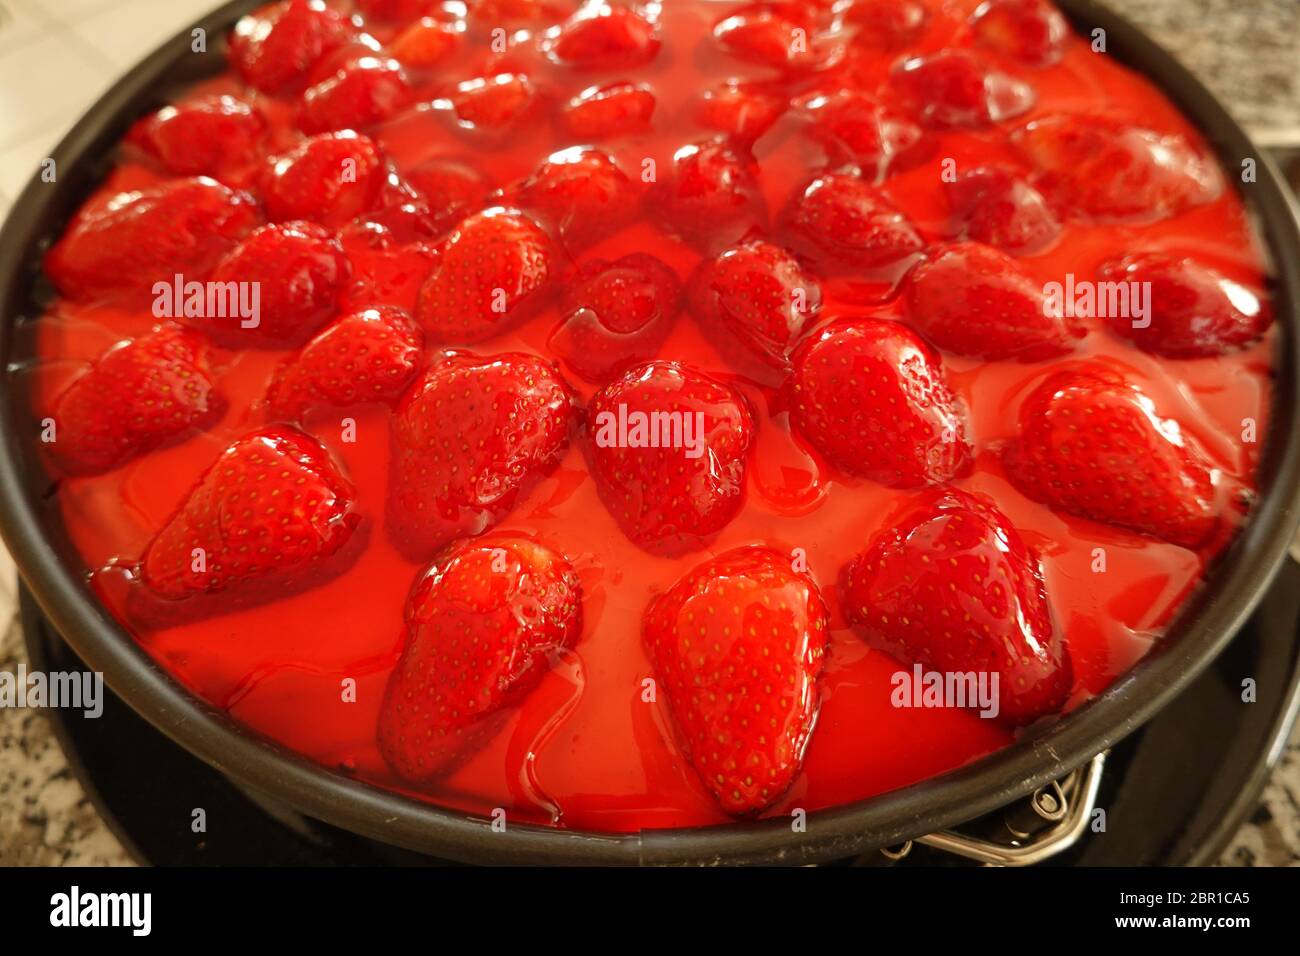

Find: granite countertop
2;0;1300;867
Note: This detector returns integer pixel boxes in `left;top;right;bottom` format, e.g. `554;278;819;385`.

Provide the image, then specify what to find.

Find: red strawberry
299;56;412;133
1003;367;1218;547
780;172;923;272
1012;115;1223;223
387;351;574;558
508;146;639;249
970;0;1069;69
643;545;828;815
695;80;785;143
229;0;356;94
840;488;1073;725
562;82;656;139
650;140;766;254
337;225;440;312
946;164;1061;255
447;73;538;134
789;317;972;486
588;362;755;555
202;221;349;349
904;242;1083;361
712;3;832;71
689;238;822;370
378;535;582;782
800;90;932;179
45;177;258;302
139;426;361;604
126;94;266;179
544;5;661;70
260;131;387;227
356;0;436;22
843;0;928;50
414;208;555;343
404;157;488;235
549;253;681;382
1096;253;1270;358
890;50;1035;129
265;307;424;420
388;16;462;67
469;0;570;25
49;325;224;476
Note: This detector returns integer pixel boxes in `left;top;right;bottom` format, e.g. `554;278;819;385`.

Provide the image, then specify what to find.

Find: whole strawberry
840;489;1073;725
644;546;828;816
562;82;657;140
387;351;574;559
1097;253;1271;358
780;172;923;275
650;140;766;254
945;165;1061;255
126;94;266;180
139;426;361;606
45;177;259;302
415;208;556;343
588;362;755;555
229;0;356;94
904;241;1083;361
49;325;224;476
688;237;822;371
549;253;682;383
1002;367;1218;547
265;307;424;420
260;131;387;227
378;536;583;783
970;0;1069;68
299;56;412;133
789;317;972;487
889;49;1035;129
507;147;639;251
544;4;662;70
204;221;351;349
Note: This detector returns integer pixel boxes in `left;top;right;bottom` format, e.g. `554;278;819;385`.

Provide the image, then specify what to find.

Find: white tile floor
0;0;214;215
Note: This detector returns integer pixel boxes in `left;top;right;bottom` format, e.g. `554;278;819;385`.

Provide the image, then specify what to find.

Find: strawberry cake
19;0;1276;832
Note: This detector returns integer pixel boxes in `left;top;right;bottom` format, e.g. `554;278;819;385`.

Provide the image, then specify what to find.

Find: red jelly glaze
22;0;1274;834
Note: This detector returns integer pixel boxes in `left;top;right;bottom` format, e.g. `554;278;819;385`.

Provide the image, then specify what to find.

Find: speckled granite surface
1;0;1299;867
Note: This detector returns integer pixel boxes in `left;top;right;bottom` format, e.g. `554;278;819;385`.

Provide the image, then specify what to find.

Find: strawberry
549;253;681;382
970;0;1069;69
890;50;1035;129
780;172;923;272
587;361;755;554
562;82;656;139
712;3;832;71
337;225;440;312
843;0;928;50
643;545;828;815
904;241;1083;361
694;80;785;144
404;157;489;235
789;317;972;486
378;535;583;782
228;0;356;94
800;90;932;179
260;131;387;228
387;351;574;558
447;73;538;134
688;238;822;370
298;56;412;133
650;140;766;254
544;5;661;70
840;488;1073;725
139;426;361;604
508;146;639;249
45;177;258;302
49;325;224;476
388;16;462;67
414;208;555;343
945;164;1061;255
1097;253;1271;358
1012;115;1222;223
1002;367;1218;547
266;307;424;420
469;0;571;24
203;221;350;349
356;0;437;22
126;94;266;179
